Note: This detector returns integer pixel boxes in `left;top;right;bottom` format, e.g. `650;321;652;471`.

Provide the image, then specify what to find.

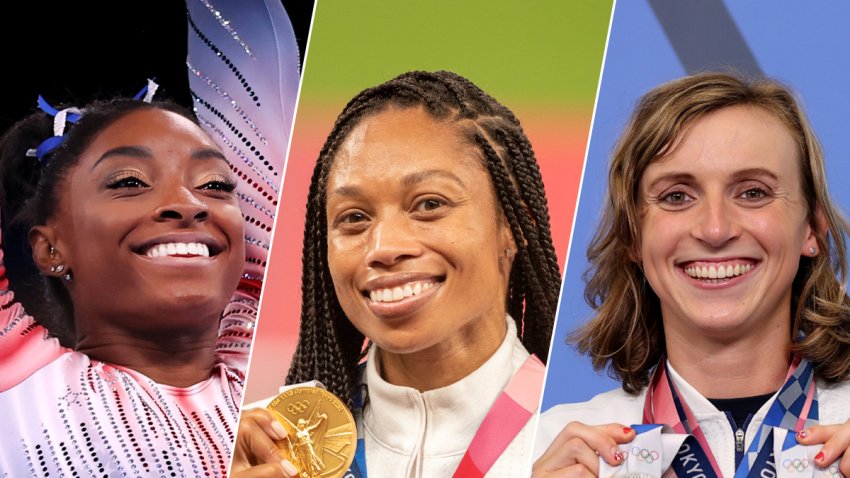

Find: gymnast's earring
63;271;72;282
504;248;515;258
47;245;68;276
809;246;818;256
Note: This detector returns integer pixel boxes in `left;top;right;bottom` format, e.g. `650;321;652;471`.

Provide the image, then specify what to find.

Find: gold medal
267;386;357;478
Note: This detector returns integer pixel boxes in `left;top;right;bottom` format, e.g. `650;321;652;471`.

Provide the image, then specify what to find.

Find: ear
628;245;642;265
801;205;827;257
29;225;67;277
497;219;518;270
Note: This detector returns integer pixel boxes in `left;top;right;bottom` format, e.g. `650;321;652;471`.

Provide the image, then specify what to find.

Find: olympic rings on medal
781;458;810;472
630;446;660;463
286;400;310;414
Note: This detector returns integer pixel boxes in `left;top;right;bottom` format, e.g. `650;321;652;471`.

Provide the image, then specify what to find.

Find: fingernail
796;430;808;440
623;426;634;435
815;451;825;462
612;447;625;462
271;421;288;440
280;459;299;477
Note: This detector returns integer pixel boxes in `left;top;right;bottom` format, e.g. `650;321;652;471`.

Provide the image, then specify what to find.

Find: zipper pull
735;428;745;453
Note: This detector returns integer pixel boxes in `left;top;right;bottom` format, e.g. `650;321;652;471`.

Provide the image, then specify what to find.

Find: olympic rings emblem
824;463;840;478
781;458;810;472
286;400;310;414
630;446;660;463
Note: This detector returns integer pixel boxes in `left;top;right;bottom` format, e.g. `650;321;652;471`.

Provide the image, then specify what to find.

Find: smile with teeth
144;242;210;258
683;262;754;280
368;281;438;303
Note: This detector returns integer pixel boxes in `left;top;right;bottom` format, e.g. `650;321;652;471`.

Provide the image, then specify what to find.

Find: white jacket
361;317;536;478
256;318;537;477
534;363;850;477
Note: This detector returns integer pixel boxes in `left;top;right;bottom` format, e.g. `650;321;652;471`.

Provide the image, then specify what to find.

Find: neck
377;316;507;392
665;322;791;399
75;316;219;388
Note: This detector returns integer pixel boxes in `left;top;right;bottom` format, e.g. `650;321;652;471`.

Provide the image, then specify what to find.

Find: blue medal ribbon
645;357;818;478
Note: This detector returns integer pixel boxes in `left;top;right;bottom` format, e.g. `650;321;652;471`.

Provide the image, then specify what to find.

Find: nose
153;186;209;225
364;213;423;268
692;194;740;248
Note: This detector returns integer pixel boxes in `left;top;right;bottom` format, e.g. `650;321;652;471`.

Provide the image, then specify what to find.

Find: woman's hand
532;422;635;477
796;420;850;476
231;408;300;478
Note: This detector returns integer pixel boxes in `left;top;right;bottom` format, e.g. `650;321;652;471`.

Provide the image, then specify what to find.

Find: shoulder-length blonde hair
574;72;850;394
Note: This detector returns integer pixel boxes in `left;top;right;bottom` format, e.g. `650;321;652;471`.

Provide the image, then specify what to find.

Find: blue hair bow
26;79;159;162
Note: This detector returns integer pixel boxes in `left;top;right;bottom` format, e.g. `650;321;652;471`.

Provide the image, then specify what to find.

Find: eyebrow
402;169;466;188
645;167;780;190
729;167;779;182
329;169;466;198
644;172;695;191
91;145;229;171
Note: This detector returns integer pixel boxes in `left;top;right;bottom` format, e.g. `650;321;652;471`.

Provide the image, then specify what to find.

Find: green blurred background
302;1;610;108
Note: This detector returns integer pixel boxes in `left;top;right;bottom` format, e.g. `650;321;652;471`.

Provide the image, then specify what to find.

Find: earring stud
50;264;65;273
505;248;516;258
63;271;72;282
810;246;818;256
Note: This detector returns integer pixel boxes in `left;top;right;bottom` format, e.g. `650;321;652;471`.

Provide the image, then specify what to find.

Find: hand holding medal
231;387;356;478
266;387;357;478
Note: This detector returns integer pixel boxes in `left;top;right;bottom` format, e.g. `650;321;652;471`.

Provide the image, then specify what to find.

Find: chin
370;330;442;356
158;287;232;317
685;315;764;341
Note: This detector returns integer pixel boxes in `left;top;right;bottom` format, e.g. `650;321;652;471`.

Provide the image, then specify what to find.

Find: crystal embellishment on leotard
194;0;257;60
187;12;262;107
236;192;276;219
241;272;263;282
187;64;268;146
190;90;277;182
0;308;25;337
59;386;87;407
194;112;279;191
244;235;270;250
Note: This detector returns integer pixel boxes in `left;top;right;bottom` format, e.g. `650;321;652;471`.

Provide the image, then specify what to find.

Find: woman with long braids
534;73;850;477
233;70;562;478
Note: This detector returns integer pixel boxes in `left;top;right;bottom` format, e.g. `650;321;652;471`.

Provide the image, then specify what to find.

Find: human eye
411;195;451;218
656;188;695;210
106;171;150;189
332;209;371;233
198;174;237;193
735;183;773;206
741;188;766;199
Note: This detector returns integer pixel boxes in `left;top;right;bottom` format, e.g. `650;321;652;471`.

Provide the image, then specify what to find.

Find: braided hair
286;70;561;405
0;98;197;347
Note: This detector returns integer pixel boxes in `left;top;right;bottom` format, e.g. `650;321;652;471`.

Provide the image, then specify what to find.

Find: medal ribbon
348;354;544;478
642;356;818;478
